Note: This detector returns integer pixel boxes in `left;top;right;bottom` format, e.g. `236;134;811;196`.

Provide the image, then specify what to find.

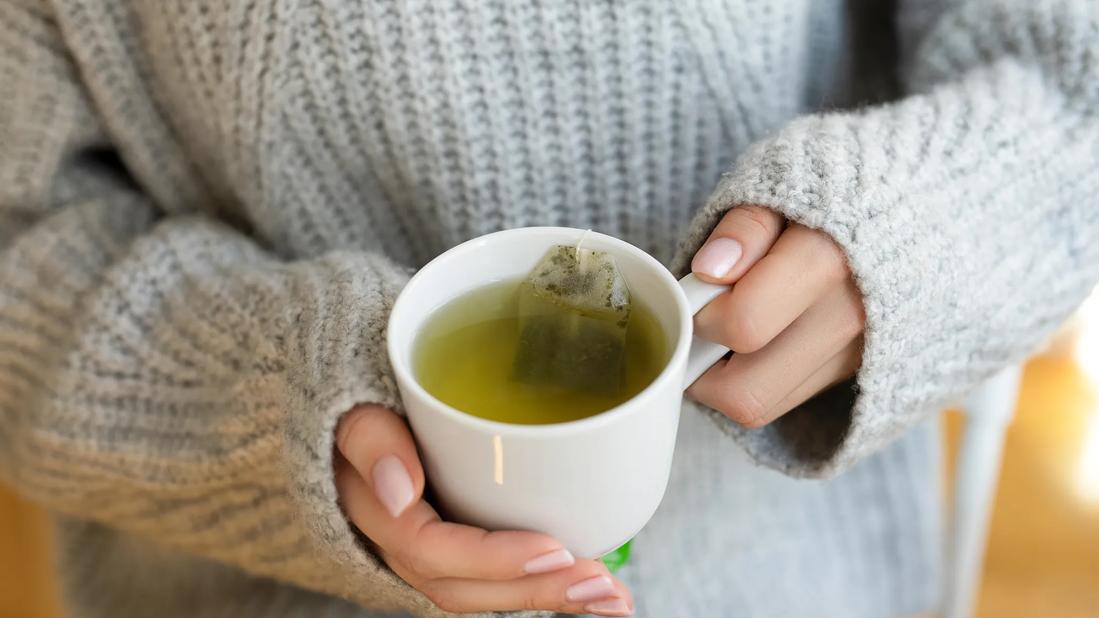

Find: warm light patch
1073;287;1099;503
1077;413;1099;503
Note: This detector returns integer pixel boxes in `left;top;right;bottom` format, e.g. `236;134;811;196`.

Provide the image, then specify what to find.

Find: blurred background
3;293;1099;618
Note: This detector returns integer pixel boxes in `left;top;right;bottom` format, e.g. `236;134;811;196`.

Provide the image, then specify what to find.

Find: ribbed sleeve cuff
278;252;414;609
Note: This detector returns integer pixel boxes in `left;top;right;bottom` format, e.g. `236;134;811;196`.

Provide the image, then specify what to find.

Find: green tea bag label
601;540;632;573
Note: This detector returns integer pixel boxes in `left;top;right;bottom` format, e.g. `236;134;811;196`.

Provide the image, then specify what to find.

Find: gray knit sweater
2;0;1097;617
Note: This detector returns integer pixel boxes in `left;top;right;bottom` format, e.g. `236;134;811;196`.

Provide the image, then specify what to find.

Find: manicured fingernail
523;548;575;574
566;575;616;602
372;455;414;517
692;237;743;279
585;597;633;617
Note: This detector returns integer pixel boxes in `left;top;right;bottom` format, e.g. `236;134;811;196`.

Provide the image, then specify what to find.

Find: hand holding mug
359;226;746;617
338;216;862;616
687;206;865;426
335;404;634;616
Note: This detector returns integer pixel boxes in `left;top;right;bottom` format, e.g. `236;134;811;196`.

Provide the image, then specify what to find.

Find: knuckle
390;548;414;573
732;205;781;238
377;548;401;573
335;409;369;456
425;586;462;613
402;546;440;580
336;405;399;457
520;593;543;612
434;599;463;614
720;307;768;353
716;383;770;428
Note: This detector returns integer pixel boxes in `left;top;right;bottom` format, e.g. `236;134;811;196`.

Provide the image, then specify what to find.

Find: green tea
413;280;668;424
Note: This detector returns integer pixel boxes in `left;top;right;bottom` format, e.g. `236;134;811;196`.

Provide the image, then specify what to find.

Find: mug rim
387;226;693;436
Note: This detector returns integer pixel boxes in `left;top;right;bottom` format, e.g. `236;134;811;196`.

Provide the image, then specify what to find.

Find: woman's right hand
335;405;634;617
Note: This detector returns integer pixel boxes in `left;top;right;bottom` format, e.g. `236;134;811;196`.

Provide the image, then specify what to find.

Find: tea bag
513;238;631;393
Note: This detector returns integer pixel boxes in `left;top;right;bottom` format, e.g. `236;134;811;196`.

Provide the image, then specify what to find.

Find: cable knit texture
1;0;1096;617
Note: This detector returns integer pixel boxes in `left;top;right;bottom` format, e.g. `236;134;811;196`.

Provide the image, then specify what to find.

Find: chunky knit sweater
2;0;1097;617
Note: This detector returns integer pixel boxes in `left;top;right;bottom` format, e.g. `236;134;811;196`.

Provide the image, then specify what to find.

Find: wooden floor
3;350;1098;617
0;488;62;618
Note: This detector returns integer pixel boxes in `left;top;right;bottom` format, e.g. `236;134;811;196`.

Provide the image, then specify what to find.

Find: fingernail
372;455;414;517
585;597;633;617
523;548;575;574
565;575;616;603
692;237;743;279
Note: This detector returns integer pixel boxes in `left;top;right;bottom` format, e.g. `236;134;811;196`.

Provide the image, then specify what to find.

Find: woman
2;0;1096;616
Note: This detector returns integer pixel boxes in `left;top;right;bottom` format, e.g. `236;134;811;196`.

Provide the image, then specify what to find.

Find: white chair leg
944;364;1024;618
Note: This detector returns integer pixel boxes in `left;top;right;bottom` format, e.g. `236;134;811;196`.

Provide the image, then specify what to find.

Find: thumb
691;204;784;284
336;404;425;518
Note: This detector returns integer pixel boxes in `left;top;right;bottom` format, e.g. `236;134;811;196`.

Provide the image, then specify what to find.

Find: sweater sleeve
0;4;498;617
673;0;1099;478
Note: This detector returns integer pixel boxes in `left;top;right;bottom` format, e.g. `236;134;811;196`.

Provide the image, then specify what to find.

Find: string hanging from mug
575;228;593;274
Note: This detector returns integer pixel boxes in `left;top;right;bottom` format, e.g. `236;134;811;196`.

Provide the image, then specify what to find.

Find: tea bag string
575;229;592;273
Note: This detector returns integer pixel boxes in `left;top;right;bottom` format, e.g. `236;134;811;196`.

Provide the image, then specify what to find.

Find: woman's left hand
687;205;865;428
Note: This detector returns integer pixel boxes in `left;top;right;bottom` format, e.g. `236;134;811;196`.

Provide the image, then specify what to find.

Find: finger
335;464;573;581
769;336;863;416
336;404;424;518
691;205;785;284
688;281;864;428
695;223;852;353
419;561;634;617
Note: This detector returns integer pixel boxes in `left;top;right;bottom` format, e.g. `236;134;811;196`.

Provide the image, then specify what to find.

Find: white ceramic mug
387;227;729;558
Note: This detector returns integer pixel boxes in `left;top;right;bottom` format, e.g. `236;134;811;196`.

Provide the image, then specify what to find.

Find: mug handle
678;273;732;389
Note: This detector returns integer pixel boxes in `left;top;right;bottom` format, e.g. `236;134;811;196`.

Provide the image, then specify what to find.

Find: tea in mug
413;280;668;424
